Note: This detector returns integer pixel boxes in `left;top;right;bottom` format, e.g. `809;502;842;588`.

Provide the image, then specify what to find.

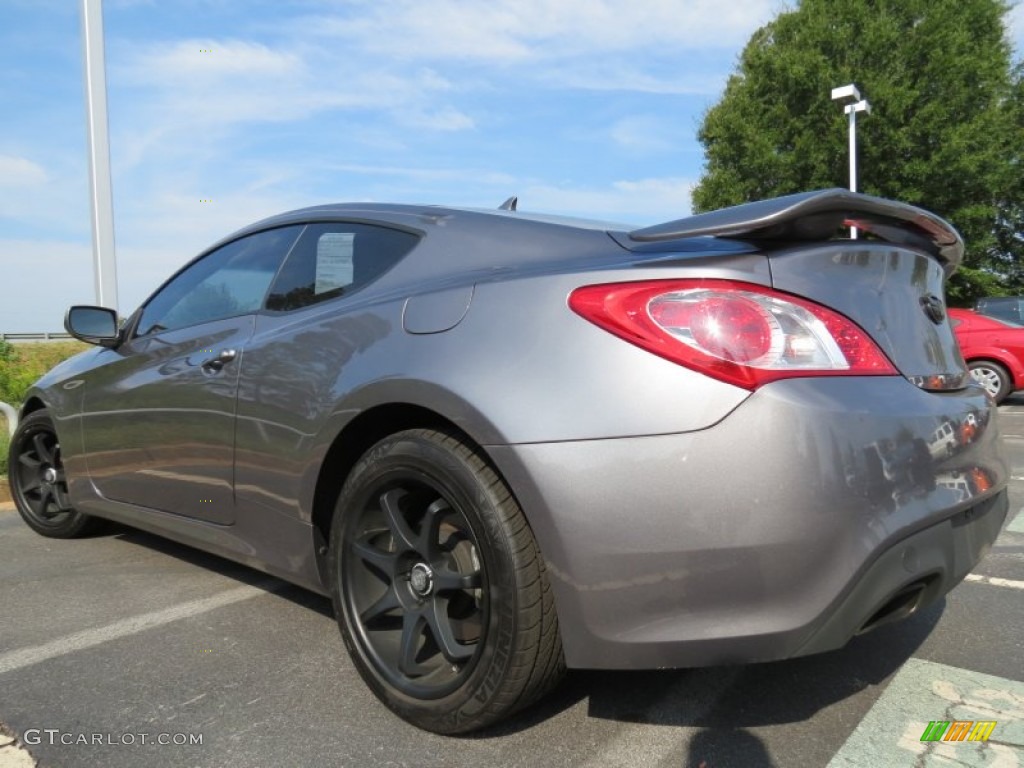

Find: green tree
692;0;1024;304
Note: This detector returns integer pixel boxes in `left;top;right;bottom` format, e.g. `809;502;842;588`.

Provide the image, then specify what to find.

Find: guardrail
0;332;73;342
0;401;16;437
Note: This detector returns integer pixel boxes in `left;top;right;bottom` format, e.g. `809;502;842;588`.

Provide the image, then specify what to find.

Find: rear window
265;223;419;312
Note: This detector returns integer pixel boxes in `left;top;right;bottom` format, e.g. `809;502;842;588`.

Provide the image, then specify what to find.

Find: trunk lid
614;189;969;389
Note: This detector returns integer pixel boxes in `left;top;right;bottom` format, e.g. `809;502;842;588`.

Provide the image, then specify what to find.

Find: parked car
949;307;1024;403
974;295;1024;324
7;189;1008;733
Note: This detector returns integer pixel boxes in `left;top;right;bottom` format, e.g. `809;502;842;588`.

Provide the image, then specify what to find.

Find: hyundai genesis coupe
7;189;1008;733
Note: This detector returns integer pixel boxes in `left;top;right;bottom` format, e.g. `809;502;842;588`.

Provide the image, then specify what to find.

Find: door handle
201;348;237;373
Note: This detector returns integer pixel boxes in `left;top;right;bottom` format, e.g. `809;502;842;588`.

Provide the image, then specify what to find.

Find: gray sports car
7;189;1008;733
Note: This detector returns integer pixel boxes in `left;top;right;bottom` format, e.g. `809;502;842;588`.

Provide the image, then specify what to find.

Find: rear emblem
920;294;945;324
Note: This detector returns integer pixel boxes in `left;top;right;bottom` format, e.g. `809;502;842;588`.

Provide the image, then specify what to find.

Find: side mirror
65;305;120;347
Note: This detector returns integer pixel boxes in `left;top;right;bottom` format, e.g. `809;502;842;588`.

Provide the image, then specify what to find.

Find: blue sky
2;0;1022;331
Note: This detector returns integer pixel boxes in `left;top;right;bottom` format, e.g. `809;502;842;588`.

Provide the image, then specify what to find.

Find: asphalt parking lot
1;403;1023;768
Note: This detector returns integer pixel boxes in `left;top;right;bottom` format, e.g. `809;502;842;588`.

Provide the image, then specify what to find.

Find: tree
692;0;1024;303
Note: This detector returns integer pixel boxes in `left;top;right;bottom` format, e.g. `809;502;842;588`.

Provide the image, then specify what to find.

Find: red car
949;308;1024;403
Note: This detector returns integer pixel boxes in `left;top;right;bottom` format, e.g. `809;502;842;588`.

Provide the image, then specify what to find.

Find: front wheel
8;409;98;538
969;360;1012;403
328;429;564;734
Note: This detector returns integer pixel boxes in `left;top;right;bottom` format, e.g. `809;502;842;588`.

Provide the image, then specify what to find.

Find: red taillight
568;279;897;390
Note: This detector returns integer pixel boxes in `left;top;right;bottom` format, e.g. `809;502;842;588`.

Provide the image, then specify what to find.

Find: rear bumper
488;376;1008;669
796;491;1006;657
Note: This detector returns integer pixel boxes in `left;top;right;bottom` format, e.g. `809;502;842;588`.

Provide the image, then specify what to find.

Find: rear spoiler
629;188;964;273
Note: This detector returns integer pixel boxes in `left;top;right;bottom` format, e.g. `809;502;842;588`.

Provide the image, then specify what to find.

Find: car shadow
1001;391;1024;406
100;518;942;763
104;522;335;618
473;596;942;762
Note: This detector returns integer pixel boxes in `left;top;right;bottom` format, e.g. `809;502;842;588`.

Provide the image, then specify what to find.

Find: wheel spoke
397;610;429;676
433;566;482;592
352;532;398;579
426;597;475;663
53;484;72;512
379;489;418;551
18;453;41;469
36;485;56;517
21;477;41;494
418;498;451;560
360;586;401;623
32;434;53;464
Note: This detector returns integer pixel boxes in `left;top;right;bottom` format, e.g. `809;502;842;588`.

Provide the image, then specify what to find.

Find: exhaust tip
856;578;934;635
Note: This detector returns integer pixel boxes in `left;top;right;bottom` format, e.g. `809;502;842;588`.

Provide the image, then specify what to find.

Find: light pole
831;83;871;238
81;0;119;310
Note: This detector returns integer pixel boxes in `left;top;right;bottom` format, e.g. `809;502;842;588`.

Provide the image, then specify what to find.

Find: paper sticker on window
315;233;355;294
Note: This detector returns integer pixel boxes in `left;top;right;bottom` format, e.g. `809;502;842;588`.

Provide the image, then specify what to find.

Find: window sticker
315;233;355;294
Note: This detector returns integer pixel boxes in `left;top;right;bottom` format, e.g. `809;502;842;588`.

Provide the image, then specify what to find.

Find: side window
136;226;302;336
265;223;419;312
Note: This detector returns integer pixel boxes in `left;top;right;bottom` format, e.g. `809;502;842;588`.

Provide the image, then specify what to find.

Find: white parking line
0;582;276;676
964;573;1024;590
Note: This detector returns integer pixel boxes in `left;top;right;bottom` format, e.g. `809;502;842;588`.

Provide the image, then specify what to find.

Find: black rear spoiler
629;188;964;273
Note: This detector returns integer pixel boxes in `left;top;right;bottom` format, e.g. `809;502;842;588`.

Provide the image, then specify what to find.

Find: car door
231;221;421;519
80;225;303;524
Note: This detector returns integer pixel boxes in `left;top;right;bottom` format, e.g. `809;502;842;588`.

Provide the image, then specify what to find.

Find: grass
0;341;88;478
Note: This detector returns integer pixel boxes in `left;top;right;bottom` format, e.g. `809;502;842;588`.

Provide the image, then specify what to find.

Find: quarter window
265;223;419;312
136;226;302;336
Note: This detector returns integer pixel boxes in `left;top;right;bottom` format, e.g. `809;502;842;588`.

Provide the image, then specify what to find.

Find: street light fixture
831;83;871;238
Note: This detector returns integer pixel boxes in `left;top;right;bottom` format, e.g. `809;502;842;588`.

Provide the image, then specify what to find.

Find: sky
1;0;1023;332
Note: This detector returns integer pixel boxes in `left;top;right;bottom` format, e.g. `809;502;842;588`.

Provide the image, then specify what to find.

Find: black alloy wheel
329;429;564;734
345;478;488;698
9;409;97;538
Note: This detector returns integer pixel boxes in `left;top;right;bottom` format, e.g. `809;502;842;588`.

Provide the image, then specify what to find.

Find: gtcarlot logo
23;729;203;746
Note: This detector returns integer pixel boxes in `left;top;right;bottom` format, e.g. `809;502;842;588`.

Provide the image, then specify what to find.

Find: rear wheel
328;429;564;734
8;409;98;538
968;360;1012;403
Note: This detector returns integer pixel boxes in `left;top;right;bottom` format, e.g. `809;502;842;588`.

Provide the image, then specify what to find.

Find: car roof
229;202;635;241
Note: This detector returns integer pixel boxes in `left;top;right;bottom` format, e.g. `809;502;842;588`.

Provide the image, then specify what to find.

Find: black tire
8;409;98;538
328;429;564;734
968;360;1012;404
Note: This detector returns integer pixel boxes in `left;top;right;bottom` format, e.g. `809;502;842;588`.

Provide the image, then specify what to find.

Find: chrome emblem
409;563;434;596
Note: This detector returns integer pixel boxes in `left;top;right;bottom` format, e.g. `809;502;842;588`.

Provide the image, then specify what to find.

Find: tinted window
266;223;419;312
976;297;1024;323
137;226;302;336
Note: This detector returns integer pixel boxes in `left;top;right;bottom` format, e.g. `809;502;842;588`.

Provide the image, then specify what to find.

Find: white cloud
128;39;303;81
109;38;476;174
0;155;48;187
308;0;776;60
521;176;694;223
540;61;725;95
398;106;476;132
